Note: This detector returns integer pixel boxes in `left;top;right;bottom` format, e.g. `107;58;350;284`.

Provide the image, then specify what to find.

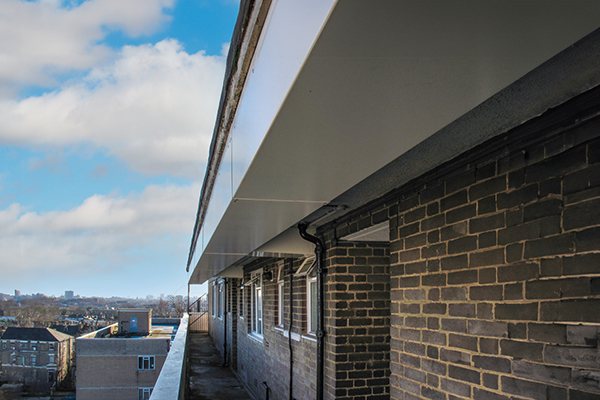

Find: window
49;343;55;351
11;353;16;364
249;269;263;336
212;283;217;317
31;342;37;351
1;341;6;350
138;355;155;370
217;282;224;319
10;341;16;350
48;354;55;365
307;265;318;334
139;387;153;400
19;341;27;350
239;286;244;318
48;370;55;383
277;262;285;327
31;354;37;366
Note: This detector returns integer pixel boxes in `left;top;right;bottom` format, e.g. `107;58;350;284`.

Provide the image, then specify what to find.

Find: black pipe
287;258;294;400
297;223;325;400
223;279;229;367
262;381;270;400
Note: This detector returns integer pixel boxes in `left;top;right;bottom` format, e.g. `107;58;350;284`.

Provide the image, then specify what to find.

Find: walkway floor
186;332;254;400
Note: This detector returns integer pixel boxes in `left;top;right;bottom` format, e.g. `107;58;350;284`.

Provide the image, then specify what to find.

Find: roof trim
187;0;273;271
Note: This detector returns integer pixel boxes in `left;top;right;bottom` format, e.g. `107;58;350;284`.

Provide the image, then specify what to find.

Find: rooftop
1;327;73;342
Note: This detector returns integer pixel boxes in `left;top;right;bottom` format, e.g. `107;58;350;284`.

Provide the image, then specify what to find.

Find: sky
0;0;240;298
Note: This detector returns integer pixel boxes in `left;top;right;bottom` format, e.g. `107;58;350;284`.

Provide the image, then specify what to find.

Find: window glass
278;281;284;327
139;388;153;400
138;356;155;370
250;272;263;336
239;287;244;318
307;277;317;333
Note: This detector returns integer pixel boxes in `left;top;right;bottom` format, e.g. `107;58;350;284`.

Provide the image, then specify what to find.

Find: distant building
76;309;176;400
64;291;74;300
0;327;74;393
14;290;20;298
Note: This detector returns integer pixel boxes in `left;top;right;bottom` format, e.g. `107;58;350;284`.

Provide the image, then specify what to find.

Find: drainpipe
287;258;294;400
298;223;325;400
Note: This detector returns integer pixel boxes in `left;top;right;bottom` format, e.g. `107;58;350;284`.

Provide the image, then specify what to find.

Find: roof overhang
189;0;600;284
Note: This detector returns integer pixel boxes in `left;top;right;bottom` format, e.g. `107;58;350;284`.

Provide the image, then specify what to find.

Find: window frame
138;355;155;370
277;262;285;327
212;282;217;317
48;353;55;365
249;269;263;338
306;260;318;335
138;387;153;400
239;286;245;319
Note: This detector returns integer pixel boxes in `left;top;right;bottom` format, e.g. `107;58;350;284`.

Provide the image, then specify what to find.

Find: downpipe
298;223;325;400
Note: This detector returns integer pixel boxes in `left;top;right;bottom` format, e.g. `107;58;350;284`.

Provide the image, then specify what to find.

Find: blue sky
0;0;239;298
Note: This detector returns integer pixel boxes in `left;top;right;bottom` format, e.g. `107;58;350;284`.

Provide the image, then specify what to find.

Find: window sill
273;327;302;342
302;333;317;342
248;333;264;344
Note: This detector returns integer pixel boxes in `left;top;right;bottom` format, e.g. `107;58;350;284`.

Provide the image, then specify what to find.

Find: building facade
190;1;600;399
75;310;174;400
0;327;74;393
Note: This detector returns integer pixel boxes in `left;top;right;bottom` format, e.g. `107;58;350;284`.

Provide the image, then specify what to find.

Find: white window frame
139;387;153;400
277;262;285;327
307;275;317;334
305;258;318;335
217;282;223;319
212;282;217;317
48;353;55;365
250;269;263;338
239;286;245;318
138;355;155;370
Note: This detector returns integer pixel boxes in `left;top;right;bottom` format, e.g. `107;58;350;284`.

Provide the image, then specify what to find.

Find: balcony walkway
186;332;254;400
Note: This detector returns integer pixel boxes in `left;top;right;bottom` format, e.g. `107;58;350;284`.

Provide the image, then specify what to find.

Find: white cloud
0;0;175;96
0;39;226;177
0;183;200;276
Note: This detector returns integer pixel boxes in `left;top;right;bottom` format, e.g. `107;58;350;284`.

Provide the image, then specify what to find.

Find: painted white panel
230;0;336;195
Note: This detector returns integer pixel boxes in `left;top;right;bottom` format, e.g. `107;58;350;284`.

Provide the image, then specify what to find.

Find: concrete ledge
149;314;189;400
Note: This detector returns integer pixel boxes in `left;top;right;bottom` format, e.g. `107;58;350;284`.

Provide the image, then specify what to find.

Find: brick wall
234;258;320;400
381;86;600;400
322;241;391;400
211;82;600;400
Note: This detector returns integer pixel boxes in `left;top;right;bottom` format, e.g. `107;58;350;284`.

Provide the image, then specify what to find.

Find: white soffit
190;0;600;284
341;221;390;243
